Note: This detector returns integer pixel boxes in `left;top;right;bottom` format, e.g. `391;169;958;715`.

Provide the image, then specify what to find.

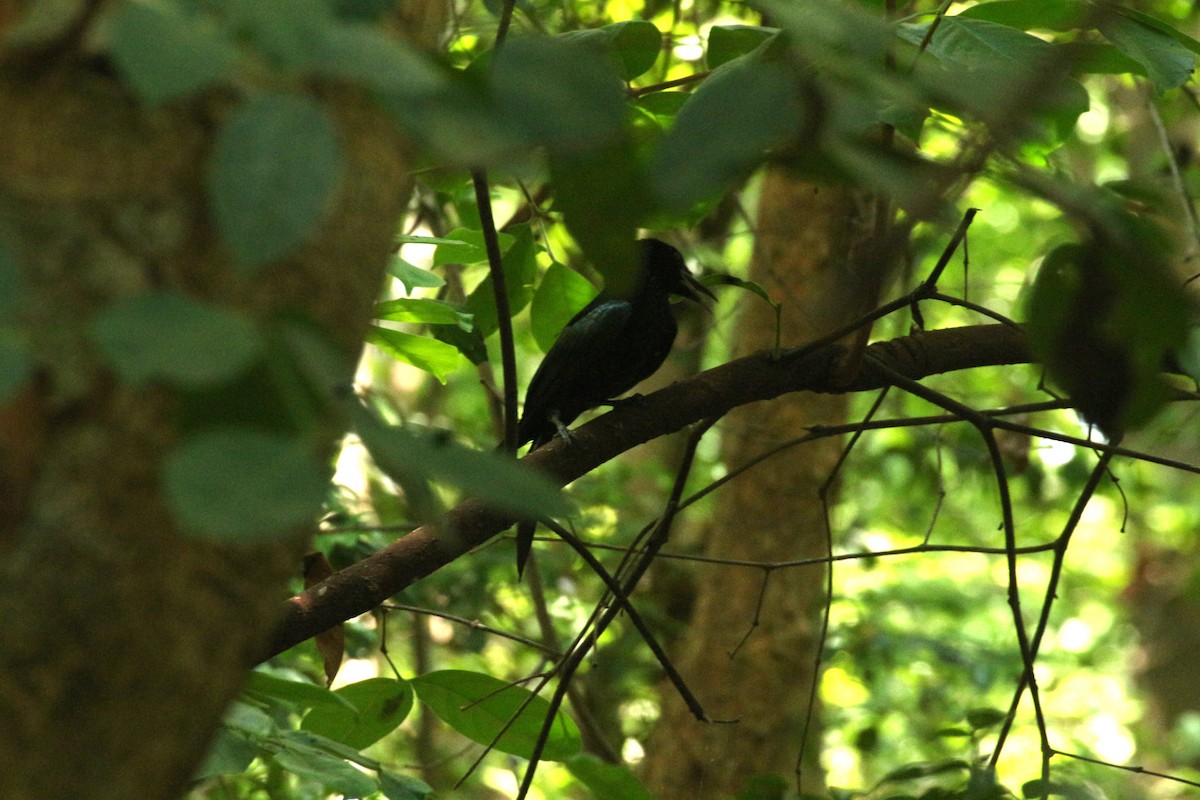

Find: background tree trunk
0;66;413;800
643;173;881;798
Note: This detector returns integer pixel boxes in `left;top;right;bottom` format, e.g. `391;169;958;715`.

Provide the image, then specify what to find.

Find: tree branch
262;322;1032;659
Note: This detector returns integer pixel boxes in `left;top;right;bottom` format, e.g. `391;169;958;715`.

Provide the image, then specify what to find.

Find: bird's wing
552;297;634;360
518;298;632;445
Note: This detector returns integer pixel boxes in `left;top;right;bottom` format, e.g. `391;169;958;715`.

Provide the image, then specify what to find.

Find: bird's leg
550;411;574;444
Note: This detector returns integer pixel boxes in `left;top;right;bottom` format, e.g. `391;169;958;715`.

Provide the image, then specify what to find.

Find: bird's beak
681;270;717;304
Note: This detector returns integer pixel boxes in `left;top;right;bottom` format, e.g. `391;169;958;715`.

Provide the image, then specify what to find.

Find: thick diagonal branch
264;323;1031;658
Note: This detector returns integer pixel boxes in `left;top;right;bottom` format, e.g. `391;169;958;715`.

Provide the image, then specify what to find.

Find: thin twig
514;420;720;800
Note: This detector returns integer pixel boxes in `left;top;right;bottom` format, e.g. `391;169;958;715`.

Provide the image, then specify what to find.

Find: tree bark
640;176;881;797
0;67;412;799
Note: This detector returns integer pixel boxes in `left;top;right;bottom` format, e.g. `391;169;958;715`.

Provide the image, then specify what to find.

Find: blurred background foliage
179;0;1200;797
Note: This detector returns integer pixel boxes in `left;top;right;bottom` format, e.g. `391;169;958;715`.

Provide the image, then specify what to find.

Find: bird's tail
515;518;536;576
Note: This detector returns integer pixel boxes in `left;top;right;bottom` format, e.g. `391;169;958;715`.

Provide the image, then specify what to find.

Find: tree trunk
0;66;412;800
643;174;881;798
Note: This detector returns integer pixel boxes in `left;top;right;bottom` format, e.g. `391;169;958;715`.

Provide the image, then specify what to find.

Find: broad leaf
205;0;335;69
164;429;329;541
491;36;628;156
366;327;463;382
207;93;343;272
560;20;662;81
649;37;806;213
244;671;355;710
706;25;778;69
388;257;445;293
378;770;433;800
410;670;582;761
374;298;472;330
955;0;1089;31
1098;12;1196;92
90;291;262;387
566;754;656;800
109;0;238;104
193;727;257;779
1025;239;1188;434
465;224;538;337
432;227;513;267
270;732;379;797
530;263;598;353
353;407;573;520
307;22;445;96
302;678;414;749
551;139;647;297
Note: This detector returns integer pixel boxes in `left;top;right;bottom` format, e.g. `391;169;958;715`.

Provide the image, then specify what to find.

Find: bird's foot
551;412;575;444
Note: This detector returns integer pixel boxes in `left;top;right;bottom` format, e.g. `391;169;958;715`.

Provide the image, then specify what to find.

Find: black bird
514;238;715;572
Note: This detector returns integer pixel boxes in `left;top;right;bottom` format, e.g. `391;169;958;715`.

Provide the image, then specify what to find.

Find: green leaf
1098;12;1196;92
378;770;433;800
900;17;1055;76
566;754;656;800
491;36;628;156
1117;7;1200;56
194;727;257;779
1070;42;1146;77
708;274;773;307
274;320;356;405
955;0;1089;32
108;0;238;104
376;76;529;167
432;227;513;267
1177;326;1200;386
374;298;472;330
1021;778;1108;800
964;707;1007;730
635;90;691;121
366;326;463;382
283;729;383;768
302;678;414;749
205;0;335;68
244;670;355;710
898;17;1089;144
224;700;279;739
353;407;573;520
271;732;379;797
90;291;262;388
551;139;647;297
827;140;946;211
881;759;970;783
163;429;329;541
308;22;445;96
465;224;538;337
649;38;806;213
430;324;488;366
410;670;582;761
706;25;779;69
0;336;33;405
530;263;598;353
207;93;343;272
559;20;663;81
1025;238;1188;434
396;234;471;246
389;257;446;294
